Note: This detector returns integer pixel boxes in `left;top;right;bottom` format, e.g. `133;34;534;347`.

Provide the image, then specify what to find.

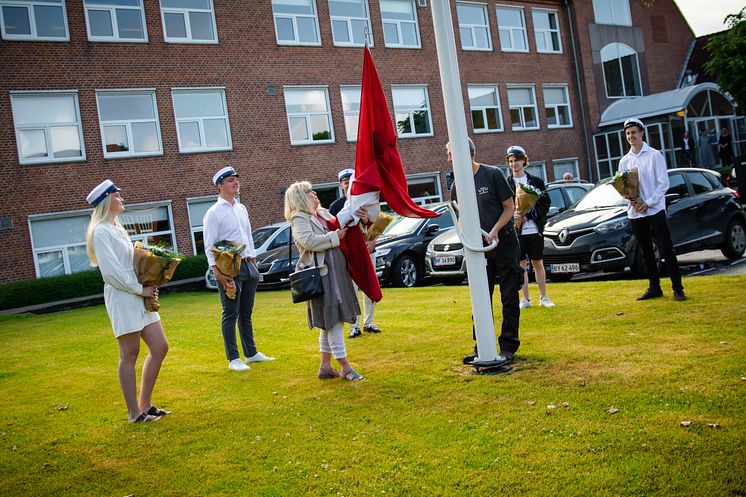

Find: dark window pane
164;12;186;38
3;6;31;35
189;11;213;39
34;5;65;37
472;109;485;129
116;8;144;38
603;59;623;97
89;9;113;36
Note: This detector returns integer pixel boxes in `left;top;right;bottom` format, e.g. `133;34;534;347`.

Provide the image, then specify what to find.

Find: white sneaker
519;298;532;309
228;358;250;371
539;296;556;307
245;351;275;363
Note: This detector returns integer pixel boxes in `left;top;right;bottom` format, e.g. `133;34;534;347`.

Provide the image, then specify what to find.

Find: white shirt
618;142;669;219
203;196;256;266
93;222;160;336
513;174;538;235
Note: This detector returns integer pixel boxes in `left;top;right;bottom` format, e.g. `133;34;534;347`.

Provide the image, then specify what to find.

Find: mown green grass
1;276;744;496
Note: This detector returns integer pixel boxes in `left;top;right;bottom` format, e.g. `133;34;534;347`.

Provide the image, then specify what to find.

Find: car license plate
551;263;579;273
433;256;456;267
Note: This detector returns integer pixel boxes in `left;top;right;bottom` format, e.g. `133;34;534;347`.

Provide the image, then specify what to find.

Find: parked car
542;167;746;282
374;202;453;287
546;180;594;217
256;243;299;290
205;221;291;290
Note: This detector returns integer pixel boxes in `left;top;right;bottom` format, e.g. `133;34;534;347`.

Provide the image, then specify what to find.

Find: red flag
351;47;440;219
327;216;382;303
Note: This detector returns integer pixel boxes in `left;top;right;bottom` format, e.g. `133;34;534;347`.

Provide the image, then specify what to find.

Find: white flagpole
430;0;500;365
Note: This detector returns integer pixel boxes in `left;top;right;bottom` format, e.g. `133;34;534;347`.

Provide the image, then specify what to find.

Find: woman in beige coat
284;181;365;380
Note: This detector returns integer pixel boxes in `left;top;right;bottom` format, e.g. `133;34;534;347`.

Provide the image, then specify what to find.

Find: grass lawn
1;275;744;496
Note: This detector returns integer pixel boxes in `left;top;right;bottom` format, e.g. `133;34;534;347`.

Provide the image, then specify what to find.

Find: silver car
424;228;465;285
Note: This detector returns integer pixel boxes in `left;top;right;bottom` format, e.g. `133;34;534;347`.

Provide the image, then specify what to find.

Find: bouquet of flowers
209;240;245;299
366;212;393;241
611;169;640;200
514;183;542;231
132;242;182;312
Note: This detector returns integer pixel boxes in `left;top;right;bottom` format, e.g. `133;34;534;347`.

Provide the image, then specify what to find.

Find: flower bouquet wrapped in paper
365;211;393;241
132;242;182;311
209;240;245;299
611;169;640;200
514;183;541;231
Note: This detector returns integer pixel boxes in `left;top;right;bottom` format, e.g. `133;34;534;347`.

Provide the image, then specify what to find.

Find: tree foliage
704;8;746;110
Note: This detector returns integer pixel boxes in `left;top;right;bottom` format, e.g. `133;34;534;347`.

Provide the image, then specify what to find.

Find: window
119;202;177;249
457;2;491;51
468;84;502;133
688;172;713;195
552;159;579;181
172;88;232;153
601;43;642;97
543;85;572;128
340;85;361;142
10;91;85;164
532;9;561;53
96;90;163;158
592;0;631;26
392;85;433;138
160;0;217;43
667;172;688;198
407;174;443;204
380;0;420;48
283;87;334;145
507;86;539;131
495;5;527;52
187;196;217;254
0;0;68;40
526;161;546;181
29;212;90;278
84;0;147;42
329;0;372;47
272;0;320;45
593;130;625;179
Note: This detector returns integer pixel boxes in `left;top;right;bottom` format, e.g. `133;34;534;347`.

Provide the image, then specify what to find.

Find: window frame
456;1;492;52
552;157;579;181
0;0;69;41
467;84;503;134
526;161;547;181
532;8;562;54
592;0;632;26
380;0;421;49
495;4;528;53
10;90;86;165
391;84;434;139
28;209;91;278
83;0;148;43
600;42;642;98
507;84;540;132
159;0;218;44
283;85;335;146
340;84;362;142
271;0;321;46
543;84;573;129
171;87;232;154
329;0;373;47
186;194;218;255
96;89;164;159
118;200;177;250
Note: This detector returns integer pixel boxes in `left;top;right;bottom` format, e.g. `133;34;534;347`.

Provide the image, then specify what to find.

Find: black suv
543;168;745;281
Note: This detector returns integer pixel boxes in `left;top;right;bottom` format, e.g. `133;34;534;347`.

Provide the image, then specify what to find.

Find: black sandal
146;406;172;417
131;413;160;423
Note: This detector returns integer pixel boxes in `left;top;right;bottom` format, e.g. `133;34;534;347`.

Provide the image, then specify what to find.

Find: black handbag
288;237;324;304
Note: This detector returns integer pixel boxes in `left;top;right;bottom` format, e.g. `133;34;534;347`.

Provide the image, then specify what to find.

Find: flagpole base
472;359;513;375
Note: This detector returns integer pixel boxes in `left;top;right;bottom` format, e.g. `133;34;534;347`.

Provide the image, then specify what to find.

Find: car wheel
721;218;746;259
548;273;573;283
391;255;418;287
633;239;661;277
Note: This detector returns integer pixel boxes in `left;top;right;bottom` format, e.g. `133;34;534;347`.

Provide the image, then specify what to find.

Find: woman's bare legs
138;321;169;413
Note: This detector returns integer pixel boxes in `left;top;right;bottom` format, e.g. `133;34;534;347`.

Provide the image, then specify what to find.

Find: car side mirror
547;206;560;217
426;224;440;235
665;193;680;205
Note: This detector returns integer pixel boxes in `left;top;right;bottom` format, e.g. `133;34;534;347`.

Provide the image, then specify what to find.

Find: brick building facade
0;0;694;283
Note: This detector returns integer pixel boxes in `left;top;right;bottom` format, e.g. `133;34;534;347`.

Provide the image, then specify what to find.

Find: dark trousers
630;210;683;292
217;260;260;361
472;250;523;355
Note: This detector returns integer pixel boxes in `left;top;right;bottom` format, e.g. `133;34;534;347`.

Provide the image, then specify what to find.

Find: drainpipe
565;0;594;181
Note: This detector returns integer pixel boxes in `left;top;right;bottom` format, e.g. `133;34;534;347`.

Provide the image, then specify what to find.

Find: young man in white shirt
203;166;275;371
618;118;686;301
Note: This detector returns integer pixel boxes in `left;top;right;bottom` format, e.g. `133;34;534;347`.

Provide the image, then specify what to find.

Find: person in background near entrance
329;168;382;338
698;127;715;168
203;166;275;371
562;172;573;181
85;180;170;423
285;181;367;381
718;128;733;167
681;130;695;166
447;138;522;367
506;146;555;309
619;118;686;302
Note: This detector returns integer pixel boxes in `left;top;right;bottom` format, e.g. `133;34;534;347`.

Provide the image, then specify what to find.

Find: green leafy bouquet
611;169;640;200
132;242;182;311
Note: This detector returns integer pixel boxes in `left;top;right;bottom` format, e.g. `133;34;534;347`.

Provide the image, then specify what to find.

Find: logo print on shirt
478;187;489;195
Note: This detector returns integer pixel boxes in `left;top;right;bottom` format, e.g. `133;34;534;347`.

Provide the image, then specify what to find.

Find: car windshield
253;226;280;246
382;215;424;237
572;183;626;210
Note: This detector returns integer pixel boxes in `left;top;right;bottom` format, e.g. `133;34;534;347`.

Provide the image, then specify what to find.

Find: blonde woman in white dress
85;180;170;423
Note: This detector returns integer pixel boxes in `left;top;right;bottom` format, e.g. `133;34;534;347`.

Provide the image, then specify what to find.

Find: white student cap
506;145;526;157
338;168;354;182
623;118;644;130
86;179;120;207
213;166;238;186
